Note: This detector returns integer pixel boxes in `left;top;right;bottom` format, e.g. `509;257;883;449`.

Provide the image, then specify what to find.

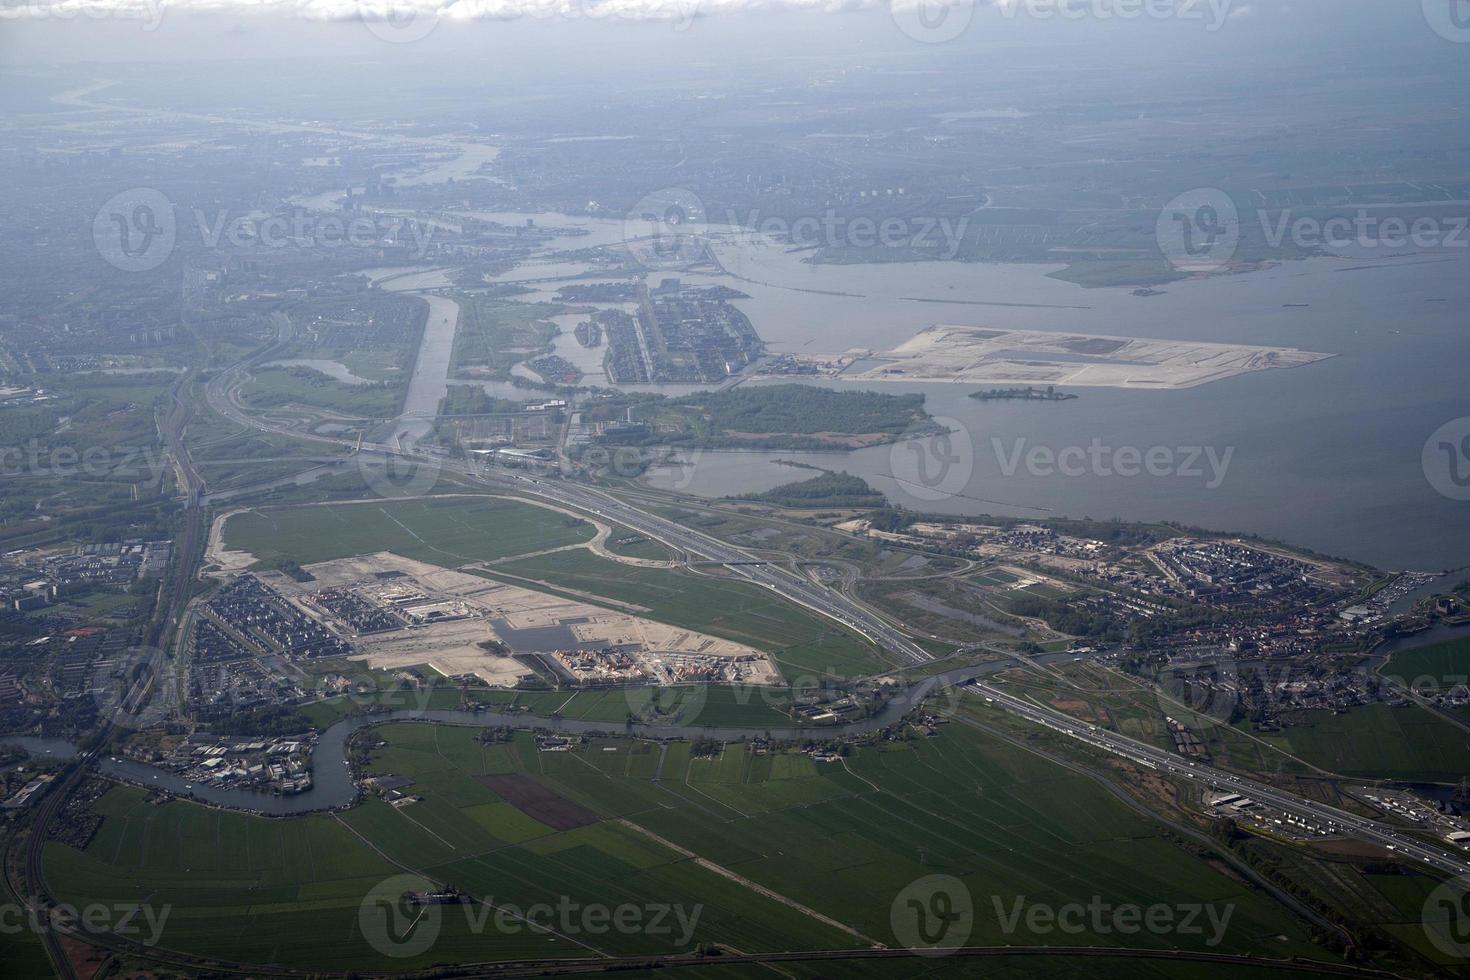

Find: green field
488;549;888;677
49;720;1334;971
1383;635;1470;721
240;365;402;418
451;299;562;379
972;569;1021;587
1;830;54;980
221;495;594;569
1257;702;1470;782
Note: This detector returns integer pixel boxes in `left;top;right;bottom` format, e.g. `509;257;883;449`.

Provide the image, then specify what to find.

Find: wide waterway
335;194;1470;571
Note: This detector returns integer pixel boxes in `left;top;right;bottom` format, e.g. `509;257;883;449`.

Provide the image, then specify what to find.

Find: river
5;653;1083;815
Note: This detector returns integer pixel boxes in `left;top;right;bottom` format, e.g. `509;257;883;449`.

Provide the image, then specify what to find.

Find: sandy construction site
260;552;775;687
769;325;1332;389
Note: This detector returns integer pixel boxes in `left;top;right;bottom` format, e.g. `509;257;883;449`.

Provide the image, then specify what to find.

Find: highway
200;335;931;666
198;323;1470;875
970;680;1470;878
464;465;931;664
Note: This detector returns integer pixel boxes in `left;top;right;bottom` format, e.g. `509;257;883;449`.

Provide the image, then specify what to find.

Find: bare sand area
266;552;774;686
767;325;1332;389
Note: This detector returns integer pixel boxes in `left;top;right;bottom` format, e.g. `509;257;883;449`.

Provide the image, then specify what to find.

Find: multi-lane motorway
463;466;931;664
198;330;1470;877
971;680;1470;878
201;340;930;665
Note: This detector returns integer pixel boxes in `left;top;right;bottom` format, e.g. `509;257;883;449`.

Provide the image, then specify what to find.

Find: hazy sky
0;0;1456;66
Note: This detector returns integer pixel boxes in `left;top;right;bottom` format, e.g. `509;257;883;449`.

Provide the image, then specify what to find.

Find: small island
970;385;1078;402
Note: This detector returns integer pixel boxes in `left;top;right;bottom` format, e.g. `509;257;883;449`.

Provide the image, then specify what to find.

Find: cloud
0;0;1319;32
0;0;882;26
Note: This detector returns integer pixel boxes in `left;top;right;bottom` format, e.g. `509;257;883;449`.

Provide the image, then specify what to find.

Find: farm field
1255;702;1470;782
41;784;583;970
221;495;594;569
1383;635;1470;722
0;846;53;980
49;720;1335;969
488;549;887;677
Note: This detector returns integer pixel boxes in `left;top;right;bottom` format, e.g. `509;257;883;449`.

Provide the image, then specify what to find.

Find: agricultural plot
222;495;594;569
0;861;52;979
1383;636;1470;721
50;719;1340;969
413;722;1328;959
41;783;580;970
1255;702;1470;782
